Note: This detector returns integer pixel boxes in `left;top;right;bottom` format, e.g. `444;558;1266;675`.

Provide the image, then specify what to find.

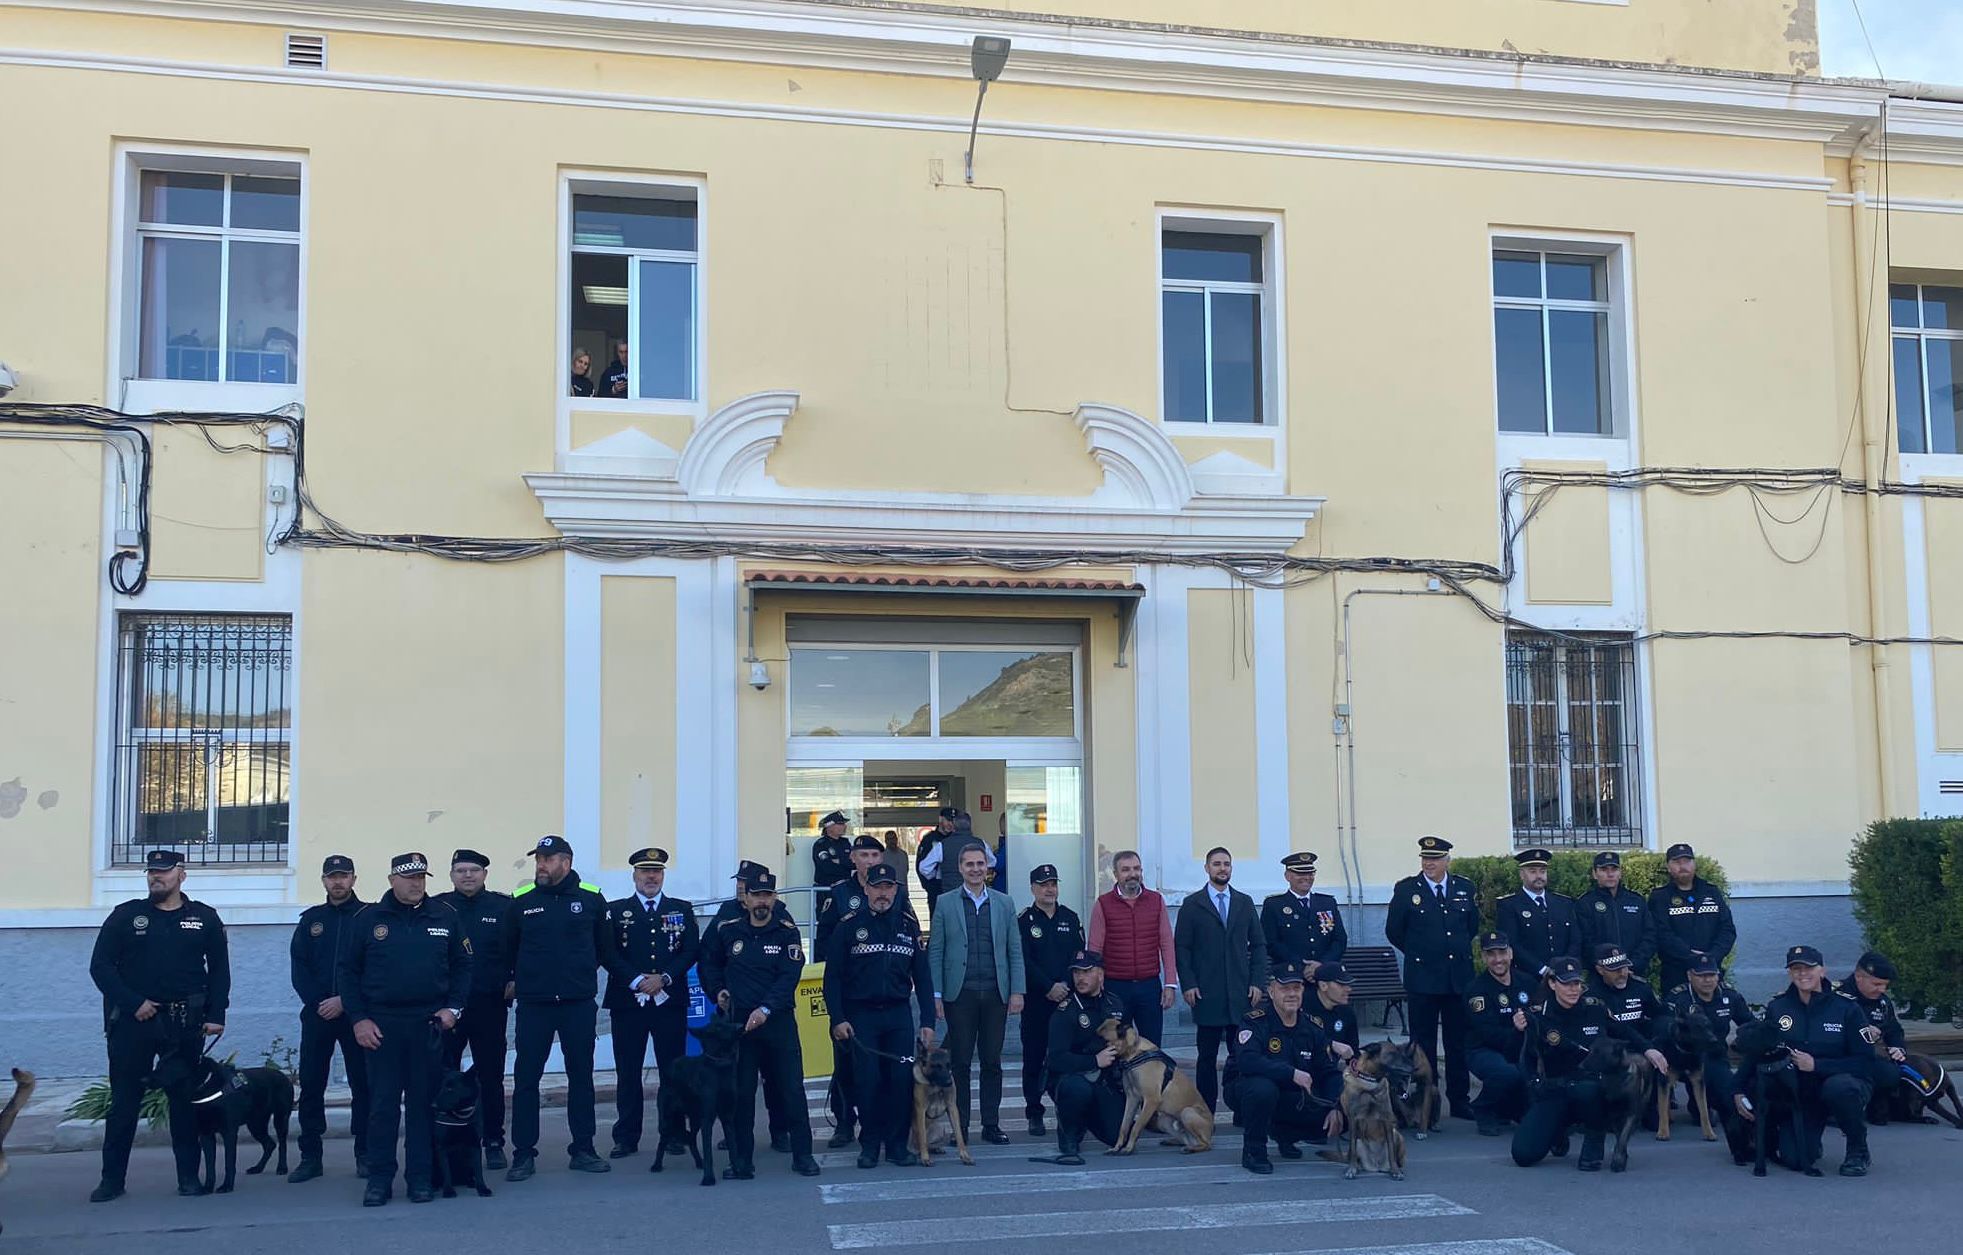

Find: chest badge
731;940;744;956
1030;925;1042;938
1546;1029;1562;1045
1520;909;1532;919
1595;901;1608;912
373;924;389;940
1469;996;1485;1012
1079;1014;1090;1028
570;901;583;914
1268;1038;1283;1054
849;896;862;910
1777;1014;1794;1031
1282;905;1294;916
1411;894;1423;906
1672;896;1684;907
855;928;869;942
310;921;324;937
133;915;149;931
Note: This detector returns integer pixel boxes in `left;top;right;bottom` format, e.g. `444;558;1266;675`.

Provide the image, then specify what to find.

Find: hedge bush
1849;818;1963;1019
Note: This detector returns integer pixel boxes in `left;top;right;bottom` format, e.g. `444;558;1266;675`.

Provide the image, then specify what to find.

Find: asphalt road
6;1074;1961;1255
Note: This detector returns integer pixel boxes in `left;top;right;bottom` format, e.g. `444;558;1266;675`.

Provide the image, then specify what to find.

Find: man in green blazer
928;844;1026;1144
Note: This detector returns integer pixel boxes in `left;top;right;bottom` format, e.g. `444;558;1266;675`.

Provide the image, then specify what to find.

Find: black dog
431;1066;493;1198
153;1055;292;1194
1578;1039;1654;1173
1729;1018;1813;1177
1882;1051;1963;1129
650;1016;743;1186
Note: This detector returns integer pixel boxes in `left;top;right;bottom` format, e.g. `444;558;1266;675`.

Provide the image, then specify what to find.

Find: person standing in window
599;340;630;398
569;348;594;397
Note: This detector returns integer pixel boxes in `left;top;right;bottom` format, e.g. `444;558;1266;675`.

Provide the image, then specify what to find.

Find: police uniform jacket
1303;991;1359;1054
1646;878;1737;974
811;836;852;890
821;905;934;1023
602;893;700;1013
1585;976;1661;1052
1465;970;1536;1059
501;870;632;1004
337;892;472;1020
1574;886;1656;973
1045;987;1127;1089
291;895;365;1010
1663;981;1756;1048
1017;903;1084;998
90;897;232;1028
1258;891;1347;970
1833;978;1905;1049
1760;985;1871;1077
1232;1006;1341;1090
817;874;911;953
1526;993;1641;1080
1494;889;1579;978
1384;874;1481;995
700;913;805;1018
432;887;514;1002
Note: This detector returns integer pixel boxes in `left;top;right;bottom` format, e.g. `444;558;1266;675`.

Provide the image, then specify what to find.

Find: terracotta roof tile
745;569;1143;593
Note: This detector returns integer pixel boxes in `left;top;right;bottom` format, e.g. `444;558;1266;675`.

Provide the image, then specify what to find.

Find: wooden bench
1343;945;1408;1034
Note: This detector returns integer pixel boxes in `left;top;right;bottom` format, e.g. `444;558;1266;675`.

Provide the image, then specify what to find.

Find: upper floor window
1891;282;1963;455
568;186;698;401
1160;218;1278;425
134;166;301;384
1493;247;1617;437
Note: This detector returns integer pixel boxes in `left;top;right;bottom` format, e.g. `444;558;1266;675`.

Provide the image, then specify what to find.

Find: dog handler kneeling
1231;960;1344;1175
1037;950;1129;1165
1756;944;1875;1177
822;863;936;1169
1511;956;1665;1171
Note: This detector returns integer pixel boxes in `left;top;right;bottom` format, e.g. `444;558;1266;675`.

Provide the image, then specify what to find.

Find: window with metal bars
1505;632;1642;847
111;614;292;866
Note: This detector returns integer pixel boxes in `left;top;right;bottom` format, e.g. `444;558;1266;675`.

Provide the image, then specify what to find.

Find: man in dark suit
1385;835;1481;1120
1259;851;1345;980
1173;847;1271;1113
1494;848;1577;980
604;847;700;1159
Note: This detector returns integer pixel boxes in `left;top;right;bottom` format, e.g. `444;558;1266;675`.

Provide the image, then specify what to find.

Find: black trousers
730;1012;813;1169
1020;997;1059;1118
1050;1073;1125;1150
297;1011;370;1162
1511;1078;1606;1166
101;1015;201;1189
363;1014;442;1187
843;1003;913;1156
439;995;508;1145
609;1001;687;1150
943;989;1007;1133
828;1036;858;1135
1233;1074;1341;1151
511;1000;598;1158
1107;979;1164;1046
1792;1073;1871;1162
1194;1024;1232;1112
1467;1047;1527;1122
1407;991;1471;1106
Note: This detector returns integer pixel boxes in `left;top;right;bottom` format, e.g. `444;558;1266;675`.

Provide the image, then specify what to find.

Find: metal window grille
1506;632;1642;847
111;614;292;867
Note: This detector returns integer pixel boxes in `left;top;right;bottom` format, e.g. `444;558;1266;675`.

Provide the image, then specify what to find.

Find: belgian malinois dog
910;1045;973;1167
1580;1038;1655;1173
1320;1042;1405;1180
1095;1018;1213;1155
1381;1040;1440;1138
1656;1003;1719;1142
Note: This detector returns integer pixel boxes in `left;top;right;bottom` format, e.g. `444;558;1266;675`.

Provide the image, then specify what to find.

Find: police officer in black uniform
1495;849;1577;979
1017;863;1081;1137
1835;951;1909;1124
1302;962;1360;1058
700;867;822;1179
712;860;792;1152
1259;851;1347;979
288;854;369;1183
1759;944;1875;1176
1385;835;1481;1119
812;810;853;891
1586;943;1663;1049
823;863;935;1169
433;848;515;1169
1663;953;1755;1121
502;834;649;1182
87;849;231;1203
605;846;699;1159
337;852;472;1207
1038;949;1129;1166
1232;960;1344;1175
1646;843;1737;992
816;835;901;1148
1465;932;1535;1137
1574;851;1655;975
1511;956;1667;1171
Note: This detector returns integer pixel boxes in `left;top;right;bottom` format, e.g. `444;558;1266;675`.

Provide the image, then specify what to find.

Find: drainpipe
1849;121;1899;816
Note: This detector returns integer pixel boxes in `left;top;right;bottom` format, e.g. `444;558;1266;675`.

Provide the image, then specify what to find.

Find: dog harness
1901;1060;1947;1097
1120;1047;1179;1092
435;1102;478;1129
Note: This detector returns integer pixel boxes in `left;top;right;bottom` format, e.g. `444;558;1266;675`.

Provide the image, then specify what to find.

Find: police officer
1259;851;1346;979
1511;956;1667;1171
87;849;230;1203
1038;949;1128;1166
1465;932;1535;1137
699;867;822;1179
1663;954;1755;1121
1232;960;1344;1175
605;847;699;1159
1574;851;1654;975
433;848;514;1169
338;853;472;1207
1385;835;1480;1119
1495;849;1577;979
1759;944;1874;1176
1835;951;1908;1125
288;854;369;1183
712;860;791;1153
501;834;651;1181
1302;963;1360;1058
915;808;959;909
1586;944;1662;1049
823;863;935;1169
817;835;902;1148
1646;843;1736;992
812;810;853;891
1017;863;1082;1137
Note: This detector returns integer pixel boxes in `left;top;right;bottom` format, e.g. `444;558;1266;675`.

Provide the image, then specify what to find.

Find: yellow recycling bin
796;959;834;1079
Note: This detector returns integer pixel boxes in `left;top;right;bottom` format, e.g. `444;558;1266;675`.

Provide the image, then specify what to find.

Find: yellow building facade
3;1;1963;1058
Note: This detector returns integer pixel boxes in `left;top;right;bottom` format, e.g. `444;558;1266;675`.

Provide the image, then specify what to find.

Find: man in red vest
1088;850;1178;1044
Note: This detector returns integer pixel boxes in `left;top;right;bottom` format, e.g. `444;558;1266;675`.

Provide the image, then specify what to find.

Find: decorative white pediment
673;389;800;497
1075;403;1195;511
561;426;681;479
1188;450;1286;497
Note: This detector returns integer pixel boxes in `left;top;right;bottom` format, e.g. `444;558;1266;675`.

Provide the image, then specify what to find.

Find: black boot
828;1125;857;1150
1274;1141;1303;1160
483;1145;508;1172
793;1155;822;1177
362;1179;390;1207
286;1159;322;1183
1577;1132;1605;1172
1839;1144;1871;1177
1027;1111;1047;1137
1052;1134;1085;1167
1550;1126;1572;1158
89;1181;125;1203
1241;1140;1274;1175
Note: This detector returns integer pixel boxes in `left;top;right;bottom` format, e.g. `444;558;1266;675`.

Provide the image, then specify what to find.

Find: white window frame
1157;209;1285;432
109;144;307;414
1490;236;1631;440
558;171;707;440
1890;281;1963;458
1504;631;1644;846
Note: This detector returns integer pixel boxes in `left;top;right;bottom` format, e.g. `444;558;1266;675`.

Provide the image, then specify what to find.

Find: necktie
1434;883;1445;903
1216;892;1229;924
1531;894;1543;910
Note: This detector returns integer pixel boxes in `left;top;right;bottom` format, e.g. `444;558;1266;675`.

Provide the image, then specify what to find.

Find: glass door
1005;764;1087;917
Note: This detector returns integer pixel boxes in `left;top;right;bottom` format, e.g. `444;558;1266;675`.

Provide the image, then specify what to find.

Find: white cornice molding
673;388;799;497
9;0;1936;149
1076;402;1192;511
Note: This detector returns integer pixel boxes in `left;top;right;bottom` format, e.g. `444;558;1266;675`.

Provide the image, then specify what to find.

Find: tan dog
1320;1042;1405;1180
1095;1018;1213;1155
909;1046;973;1167
1;1068;35;1235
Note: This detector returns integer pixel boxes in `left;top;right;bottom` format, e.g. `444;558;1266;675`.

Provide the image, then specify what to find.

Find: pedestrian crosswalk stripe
1241;1243;1571;1255
813;1141;1044;1169
819;1160;1336;1204
826;1195;1475;1249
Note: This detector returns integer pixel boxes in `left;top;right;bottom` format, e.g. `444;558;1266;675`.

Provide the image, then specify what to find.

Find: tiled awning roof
744;569;1144;596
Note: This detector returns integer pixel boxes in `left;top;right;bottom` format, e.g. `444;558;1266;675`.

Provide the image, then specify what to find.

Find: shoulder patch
1246;1009;1267;1020
579;881;601;894
1581;996;1604;1008
1670;984;1687;995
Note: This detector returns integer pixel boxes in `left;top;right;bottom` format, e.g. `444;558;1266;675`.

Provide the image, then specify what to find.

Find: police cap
1479;931;1512;952
1592;944;1631;971
1417;836;1453;857
850;835;884;852
864;863;899;887
529;834;574;858
1067;949;1105;971
321;854;355;875
1314;961;1353;986
1546;956;1586;985
1269;960;1308;986
748;868;780;893
1857;952;1897;981
1281;851;1318;871
1029;863;1060;884
144;849;185;871
451;849;490;869
820;810;849;828
1785;944;1824;969
390;852;431;877
1592;851;1622;869
1688;955;1722;975
629;847;670;870
1665;843;1696;861
1514;849;1553;867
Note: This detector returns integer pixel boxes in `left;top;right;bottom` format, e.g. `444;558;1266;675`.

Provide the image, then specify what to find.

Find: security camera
0;362;18;397
748;660;772;691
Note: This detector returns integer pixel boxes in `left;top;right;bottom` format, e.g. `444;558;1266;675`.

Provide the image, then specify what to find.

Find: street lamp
964;36;1011;184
